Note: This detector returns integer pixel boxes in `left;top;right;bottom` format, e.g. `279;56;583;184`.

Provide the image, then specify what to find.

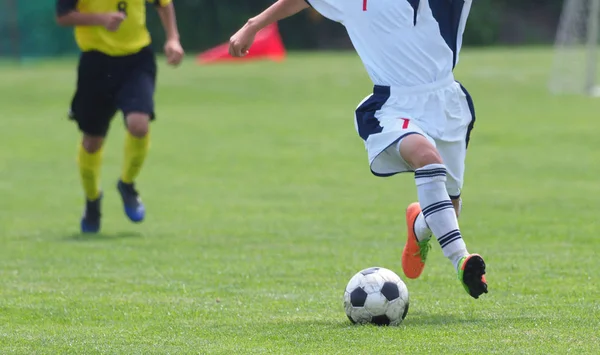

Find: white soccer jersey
305;0;473;87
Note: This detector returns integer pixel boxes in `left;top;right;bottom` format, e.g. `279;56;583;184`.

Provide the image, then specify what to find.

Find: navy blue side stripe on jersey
437;229;462;248
355;86;390;141
458;82;476;148
414;168;447;179
422;200;454;217
428;0;465;68
407;0;420;25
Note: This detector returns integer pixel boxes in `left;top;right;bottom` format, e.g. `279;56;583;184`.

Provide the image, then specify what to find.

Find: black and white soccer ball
344;267;409;326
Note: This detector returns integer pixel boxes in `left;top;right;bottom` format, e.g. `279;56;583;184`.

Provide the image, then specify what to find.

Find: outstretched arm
229;0;309;57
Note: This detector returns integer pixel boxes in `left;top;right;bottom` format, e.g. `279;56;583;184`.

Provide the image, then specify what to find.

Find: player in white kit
229;0;488;299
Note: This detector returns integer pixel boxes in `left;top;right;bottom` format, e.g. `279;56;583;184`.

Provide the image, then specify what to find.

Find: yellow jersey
57;0;172;56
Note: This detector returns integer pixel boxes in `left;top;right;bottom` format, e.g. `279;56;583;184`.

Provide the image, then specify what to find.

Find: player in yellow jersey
56;0;184;233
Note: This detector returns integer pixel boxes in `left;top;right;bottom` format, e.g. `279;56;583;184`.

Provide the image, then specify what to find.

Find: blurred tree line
0;0;568;58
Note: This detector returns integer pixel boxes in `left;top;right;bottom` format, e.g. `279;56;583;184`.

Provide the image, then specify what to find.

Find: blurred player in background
56;0;184;233
229;0;487;298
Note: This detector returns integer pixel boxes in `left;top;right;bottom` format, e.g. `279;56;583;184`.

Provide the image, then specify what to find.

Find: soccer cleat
401;202;431;279
81;193;102;233
458;254;488;299
117;180;145;223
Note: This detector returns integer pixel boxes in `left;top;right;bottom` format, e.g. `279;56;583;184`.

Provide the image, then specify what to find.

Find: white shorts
354;74;475;198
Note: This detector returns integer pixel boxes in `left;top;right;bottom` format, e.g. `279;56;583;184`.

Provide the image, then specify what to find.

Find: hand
102;12;126;32
229;22;259;57
164;39;184;66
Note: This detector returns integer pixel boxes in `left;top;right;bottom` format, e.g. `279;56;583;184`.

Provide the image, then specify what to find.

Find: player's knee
399;135;443;169
126;113;150;137
82;135;104;153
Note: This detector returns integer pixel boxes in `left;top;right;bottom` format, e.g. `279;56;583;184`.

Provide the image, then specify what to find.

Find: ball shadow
287;311;494;329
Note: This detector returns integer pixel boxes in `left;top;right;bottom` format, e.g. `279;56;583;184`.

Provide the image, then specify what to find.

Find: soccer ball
343;267;409;326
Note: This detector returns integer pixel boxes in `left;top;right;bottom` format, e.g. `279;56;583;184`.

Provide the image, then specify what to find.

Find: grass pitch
0;48;599;354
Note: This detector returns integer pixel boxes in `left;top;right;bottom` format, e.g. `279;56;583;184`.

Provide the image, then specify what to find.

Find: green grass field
1;48;599;354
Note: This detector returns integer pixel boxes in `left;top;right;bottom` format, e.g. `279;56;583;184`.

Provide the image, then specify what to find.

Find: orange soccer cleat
401;202;431;279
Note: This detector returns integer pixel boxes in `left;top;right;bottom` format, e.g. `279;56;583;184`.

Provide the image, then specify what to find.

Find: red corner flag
197;23;286;64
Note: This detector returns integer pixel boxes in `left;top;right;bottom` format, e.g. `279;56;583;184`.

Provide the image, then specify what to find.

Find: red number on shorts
401;118;410;129
363;0;367;11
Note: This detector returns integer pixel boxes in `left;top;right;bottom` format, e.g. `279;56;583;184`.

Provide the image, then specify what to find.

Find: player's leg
121;112;150;188
117;112;150;223
77;134;105;233
410;189;461;246
435;137;487;299
70;52;117;233
399;134;486;298
399;135;469;267
406;92;470;250
407;196;460;256
403;180;463;281
115;47;157;223
79;135;104;203
354;90;436;280
440;82;487;298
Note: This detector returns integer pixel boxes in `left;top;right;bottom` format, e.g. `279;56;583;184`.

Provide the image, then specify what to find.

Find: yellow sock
78;143;103;201
121;132;150;184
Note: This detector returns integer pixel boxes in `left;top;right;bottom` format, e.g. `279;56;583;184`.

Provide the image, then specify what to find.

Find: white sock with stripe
415;163;469;270
414;213;432;242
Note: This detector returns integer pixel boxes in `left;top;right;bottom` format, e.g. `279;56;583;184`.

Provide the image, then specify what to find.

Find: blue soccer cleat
81;193;102;233
117;180;145;223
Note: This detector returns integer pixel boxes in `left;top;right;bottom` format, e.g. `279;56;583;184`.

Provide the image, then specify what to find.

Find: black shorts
69;46;157;137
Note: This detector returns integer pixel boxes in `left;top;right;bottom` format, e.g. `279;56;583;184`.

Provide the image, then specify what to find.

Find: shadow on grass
404;311;490;326
282;312;493;330
64;231;143;241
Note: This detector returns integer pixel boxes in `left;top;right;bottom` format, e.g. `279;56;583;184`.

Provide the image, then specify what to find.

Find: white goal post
550;0;600;96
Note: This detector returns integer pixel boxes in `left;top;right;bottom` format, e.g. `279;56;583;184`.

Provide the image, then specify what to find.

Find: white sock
415;163;469;270
414;213;432;242
450;252;466;271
